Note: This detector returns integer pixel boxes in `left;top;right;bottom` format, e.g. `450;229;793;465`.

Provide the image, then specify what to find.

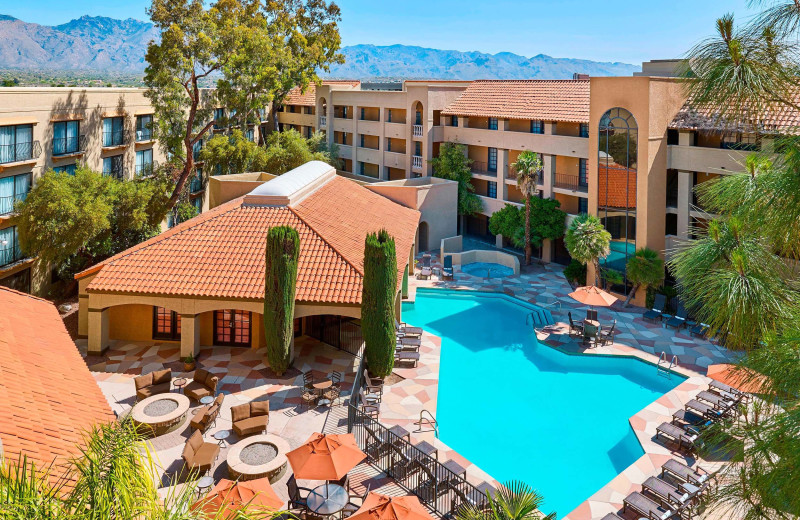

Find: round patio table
213;429;231;448
173;378;188;393
306;483;348;515
200;396;215;405
197;475;215;496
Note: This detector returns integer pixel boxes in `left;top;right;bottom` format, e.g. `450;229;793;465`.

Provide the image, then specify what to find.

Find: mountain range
0;15;640;79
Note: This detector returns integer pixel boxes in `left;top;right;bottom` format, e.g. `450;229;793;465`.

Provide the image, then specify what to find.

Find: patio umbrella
286;432;366;481
568;285;617;308
707;363;769;394
347;493;435;520
192;478;283;518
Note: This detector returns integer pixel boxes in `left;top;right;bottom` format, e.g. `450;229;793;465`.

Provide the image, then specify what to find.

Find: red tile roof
598;163;637;209
76;176;419;305
285;81;361;107
442;80;590;123
0;287;114;486
669;95;800;134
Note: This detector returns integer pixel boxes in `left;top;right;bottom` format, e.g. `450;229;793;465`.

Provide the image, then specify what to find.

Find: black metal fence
307;315;365;357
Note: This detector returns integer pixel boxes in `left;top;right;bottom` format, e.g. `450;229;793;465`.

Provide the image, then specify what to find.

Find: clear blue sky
3;0;759;64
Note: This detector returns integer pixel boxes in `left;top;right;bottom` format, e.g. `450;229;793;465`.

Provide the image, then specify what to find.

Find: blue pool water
401;289;685;517
460;262;515;278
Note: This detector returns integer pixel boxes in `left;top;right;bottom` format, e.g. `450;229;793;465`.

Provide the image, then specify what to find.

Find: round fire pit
130;393;190;437
227;434;289;483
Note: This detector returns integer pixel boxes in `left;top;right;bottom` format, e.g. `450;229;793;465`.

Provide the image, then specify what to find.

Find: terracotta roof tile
285;81;361;107
0;287;114;487
669;94;800;133
442;80;590;123
78;176;419;305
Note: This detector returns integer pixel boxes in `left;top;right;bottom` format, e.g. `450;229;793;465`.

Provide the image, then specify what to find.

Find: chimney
573;73;590;80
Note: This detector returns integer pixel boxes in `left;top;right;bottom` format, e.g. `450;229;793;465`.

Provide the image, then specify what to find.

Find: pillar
541;154;554;199
180;314;201;358
87;308;110;355
677;170;692;240
498;148;508;201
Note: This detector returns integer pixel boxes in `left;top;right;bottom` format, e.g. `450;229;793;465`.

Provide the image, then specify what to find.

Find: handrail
414;409;439;437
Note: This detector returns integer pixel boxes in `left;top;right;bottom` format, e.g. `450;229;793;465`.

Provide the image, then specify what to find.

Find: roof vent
243;161;336;207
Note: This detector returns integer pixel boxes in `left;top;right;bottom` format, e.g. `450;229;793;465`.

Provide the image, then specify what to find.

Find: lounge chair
396;320;423;337
709;379;743;398
697;390;739;410
395;350;420;367
231;400;270;437
184;368;219;401
623;491;681;520
656;422;698;452
568;312;584;337
665;303;688;329
190;393;224;432
690;322;710;338
672;409;711;429
417;266;432;280
134;368;172;400
442;255;454;280
422;253;432;268
397;336;422;348
686;399;726;420
642;476;699;509
661;459;713;487
643;294;667;322
182;430;220;476
598;319;616;345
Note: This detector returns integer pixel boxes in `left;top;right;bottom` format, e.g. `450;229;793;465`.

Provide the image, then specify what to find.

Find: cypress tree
263;225;300;375
362;229;398;378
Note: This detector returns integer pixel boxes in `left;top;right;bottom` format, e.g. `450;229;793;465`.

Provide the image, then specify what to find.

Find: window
530;120;544;134
359;161;366;175
386;139;392;152
102;155;124;179
54;164;77;176
135;149;153;176
451;115;458;127
136;115;153;142
193;139;203;161
386;109;392;123
342;106;348;119
722;133;759;151
152;307;181;340
246;127;255;142
0;226;22;267
214;310;251;346
578;197;588;214
665;213;678;236
579;123;589;138
0;125;34;164
666;170;679;208
214;108;226;121
0;173;31;215
488;147;497;172
487;181;497;198
192;196;202;212
102;117;125;147
0;266;30;293
414;141;422;156
415;111;422;125
360;107;366;120
53;120;80;155
488;117;499;130
359;134;365;148
578;158;588;187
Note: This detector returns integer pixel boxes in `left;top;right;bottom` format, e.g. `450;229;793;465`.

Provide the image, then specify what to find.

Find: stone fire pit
130;393;190;437
227;434;290;483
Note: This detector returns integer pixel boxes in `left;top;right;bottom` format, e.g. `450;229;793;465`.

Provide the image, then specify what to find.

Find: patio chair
134;368;172;400
417;266;432;280
182;430;220;476
690;322;711;338
184;369;219;402
643;294;667;322
598;319;616;345
396;320;423;337
709;379;743;398
656;422;699;452
323;371;342;404
302;371;314;390
231;400;270;437
582;323;598;347
672;409;712;430
697;390;740;411
661;459;713;487
190;393;224;432
665;303;688;329
586;309;598;321
301;387;318;410
568;312;584;337
442;255;454;280
686;399;727;420
362;368;383;402
422;253;432;268
642;475;700;510
397;336;422;348
287;475;314;510
395;350;420;367
623;491;682;520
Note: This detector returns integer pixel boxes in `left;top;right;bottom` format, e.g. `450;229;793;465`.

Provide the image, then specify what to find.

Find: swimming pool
460;262;515;278
401;289;685;517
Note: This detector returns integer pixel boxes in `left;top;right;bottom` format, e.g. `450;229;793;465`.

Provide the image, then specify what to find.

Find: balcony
102;130;128;148
0;242;24;269
412;125;423;137
441;126;589;158
667;144;765;173
52;135;86;156
553;173;588;193
190;175;206;193
0;141;41;165
103;168;128;180
412;155;423;171
135;161;158;177
320;116;327;128
136;128;153;142
0;192;28;216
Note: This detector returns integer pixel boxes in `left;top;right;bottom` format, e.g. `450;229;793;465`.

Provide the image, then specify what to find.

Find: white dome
243;161;336;207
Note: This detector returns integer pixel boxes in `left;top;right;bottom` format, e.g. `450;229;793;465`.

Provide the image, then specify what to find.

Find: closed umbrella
568;285;617;307
707;364;769;394
192;478;283;518
347;493;435;520
287;432;366;481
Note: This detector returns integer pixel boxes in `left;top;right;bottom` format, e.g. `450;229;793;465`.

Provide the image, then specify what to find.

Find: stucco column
180;314;201;358
540;154;554;199
498;149;508;201
677;170;692;240
87;308;110;355
352;104;359;174
326;99;335;149
458;116;468;128
544;122;556;135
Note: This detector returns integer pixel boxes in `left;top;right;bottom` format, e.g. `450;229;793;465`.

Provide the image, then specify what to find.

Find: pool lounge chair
395;350;420;367
697;390;739;410
642;476;699;510
568;312;584;337
661;459;713;487
643;294;667;322
656;422;698;452
690;322;710;338
709;379;743;398
686;399;727;420
623;491;682;520
396;320;423;337
665;303;688;329
672;409;712;429
397;336;422;348
442;255;454;280
417;266;432;279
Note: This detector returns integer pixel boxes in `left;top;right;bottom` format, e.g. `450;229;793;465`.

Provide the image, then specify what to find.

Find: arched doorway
418;221;429;253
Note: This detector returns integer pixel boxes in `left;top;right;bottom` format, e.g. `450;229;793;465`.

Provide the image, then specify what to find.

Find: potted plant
183;354;196;372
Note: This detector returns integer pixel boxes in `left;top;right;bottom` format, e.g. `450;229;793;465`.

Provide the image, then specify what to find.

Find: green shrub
263;226;299;375
563;259;587;285
362;230;398;378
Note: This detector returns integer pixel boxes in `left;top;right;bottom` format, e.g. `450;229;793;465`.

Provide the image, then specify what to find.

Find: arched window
598;107;637;292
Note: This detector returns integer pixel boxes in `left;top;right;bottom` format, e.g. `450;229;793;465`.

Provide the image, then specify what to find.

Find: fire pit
130;393;190;437
227;434;289;483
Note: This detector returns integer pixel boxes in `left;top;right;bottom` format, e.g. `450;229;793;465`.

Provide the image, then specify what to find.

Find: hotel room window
530;120;544;134
488;117;498;130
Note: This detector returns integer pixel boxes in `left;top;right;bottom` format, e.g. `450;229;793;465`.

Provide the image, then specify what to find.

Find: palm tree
511;151;543;266
623;247;665;307
564;214;611;286
457;481;555;520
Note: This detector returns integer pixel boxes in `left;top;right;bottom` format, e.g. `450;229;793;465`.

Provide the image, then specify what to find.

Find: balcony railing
52;135;86;156
103;168;128;180
412;125;423;137
102;130;128;148
136;128;153;142
0;243;24;268
554;173;588;192
135;161;158;177
319;116;327;128
412;155;423;170
0;192;28;216
0;141;41;165
471;161;489;174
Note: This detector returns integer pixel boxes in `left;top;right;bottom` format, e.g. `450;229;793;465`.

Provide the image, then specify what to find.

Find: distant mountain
0;15;640;79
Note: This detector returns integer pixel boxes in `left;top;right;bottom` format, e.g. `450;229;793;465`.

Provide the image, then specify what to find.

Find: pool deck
396;253;738;519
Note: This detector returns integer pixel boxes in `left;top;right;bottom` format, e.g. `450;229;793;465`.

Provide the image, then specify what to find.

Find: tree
511;151;543;265
564;214;610;286
623;247;665;307
260;129;336;174
144;0;343;210
431;142;482;227
263;226;300;376
457;481;555;520
199;129;267;176
488;200;565;254
361;230;398;378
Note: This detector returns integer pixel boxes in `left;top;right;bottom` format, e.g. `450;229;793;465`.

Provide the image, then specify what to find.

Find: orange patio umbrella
286;432;366;481
192;478;283;518
568;285;617;307
347;493;435;520
707;363;769;394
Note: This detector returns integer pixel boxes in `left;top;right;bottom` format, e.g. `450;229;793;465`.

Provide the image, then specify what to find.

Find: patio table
306;483;349;515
